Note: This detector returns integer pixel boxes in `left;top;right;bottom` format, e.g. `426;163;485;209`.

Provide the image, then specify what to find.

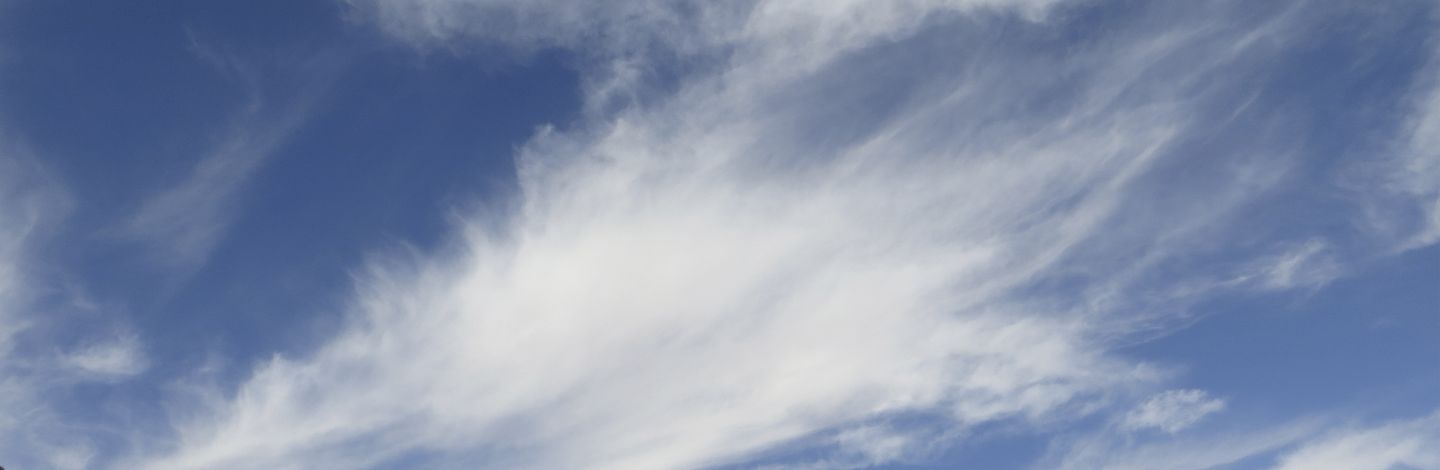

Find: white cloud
129;1;1438;469
343;0;1062;116
830;425;930;466
752;424;953;470
346;0;1061;54
1120;389;1225;434
62;332;149;379
1040;406;1440;470
1239;240;1341;292
1039;417;1321;470
1352;10;1440;254
40;443;97;470
1393;44;1440;251
1044;410;1440;470
1272;412;1440;470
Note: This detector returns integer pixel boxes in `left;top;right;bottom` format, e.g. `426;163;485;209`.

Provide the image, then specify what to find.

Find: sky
0;0;1436;469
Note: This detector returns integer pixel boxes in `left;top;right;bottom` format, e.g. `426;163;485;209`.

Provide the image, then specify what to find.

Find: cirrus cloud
127;1;1440;469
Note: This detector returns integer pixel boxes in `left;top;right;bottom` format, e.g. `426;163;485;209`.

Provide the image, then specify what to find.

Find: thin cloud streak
118;108;302;271
117;44;344;274
1038;416;1318;470
1040;410;1440;470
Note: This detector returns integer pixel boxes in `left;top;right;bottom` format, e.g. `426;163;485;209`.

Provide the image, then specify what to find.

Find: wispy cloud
1340;8;1440;255
1237;239;1342;292
18;1;1406;469
129;2;1428;469
118;113;297;271
1272;411;1440;470
61;330;149;379
1120;389;1226;434
0;0;1424;468
117;41;343;273
1388;25;1440;252
0;135;102;470
1039;416;1322;470
1041;408;1440;470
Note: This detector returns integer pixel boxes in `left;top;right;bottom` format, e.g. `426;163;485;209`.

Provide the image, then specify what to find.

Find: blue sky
0;1;1436;469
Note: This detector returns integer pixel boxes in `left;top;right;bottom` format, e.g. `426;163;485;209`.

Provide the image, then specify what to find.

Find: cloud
137;3;1319;469
118;118;293;271
749;424;954;470
62;331;149;379
0;135;99;470
1389;30;1440;251
1042;409;1440;470
129;1;1439;469
0;144;64;339
117;42;344;273
829;425;933;466
342;0;1062;115
346;0;1063;54
1346;8;1440;254
1272;411;1440;470
1239;240;1341;292
1120;389;1225;434
1039;417;1321;470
